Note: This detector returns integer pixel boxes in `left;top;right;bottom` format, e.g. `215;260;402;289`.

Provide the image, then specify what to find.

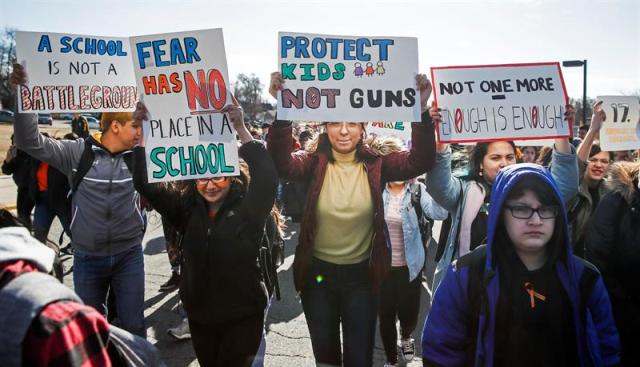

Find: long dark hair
468;141;516;182
492;175;567;267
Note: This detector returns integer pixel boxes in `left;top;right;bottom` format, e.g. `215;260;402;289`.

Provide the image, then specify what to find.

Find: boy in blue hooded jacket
422;163;620;367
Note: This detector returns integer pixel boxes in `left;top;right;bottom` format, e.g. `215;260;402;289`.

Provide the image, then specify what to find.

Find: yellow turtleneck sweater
313;149;374;264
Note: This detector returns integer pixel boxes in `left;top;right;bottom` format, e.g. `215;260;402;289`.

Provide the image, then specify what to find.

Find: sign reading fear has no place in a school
431;62;570;143
277;32;421;123
597;95;640;152
130;28;238;183
16;31;137;113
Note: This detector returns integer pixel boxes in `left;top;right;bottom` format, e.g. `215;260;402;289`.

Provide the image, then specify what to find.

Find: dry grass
0;122;72;174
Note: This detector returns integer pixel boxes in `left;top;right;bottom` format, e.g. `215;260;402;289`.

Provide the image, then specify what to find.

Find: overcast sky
2;0;638;102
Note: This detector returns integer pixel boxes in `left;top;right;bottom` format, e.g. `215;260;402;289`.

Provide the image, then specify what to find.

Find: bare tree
233;73;263;123
0;28;16;110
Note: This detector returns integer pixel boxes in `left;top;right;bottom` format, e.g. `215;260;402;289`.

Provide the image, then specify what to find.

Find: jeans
301;257;377;367
73;245;146;337
379;266;421;364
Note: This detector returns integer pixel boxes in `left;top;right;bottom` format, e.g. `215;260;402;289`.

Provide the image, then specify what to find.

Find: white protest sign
597;95;640;151
277;32;420;123
130;28;237;183
431;62;570;143
16;31;137;113
367;121;412;141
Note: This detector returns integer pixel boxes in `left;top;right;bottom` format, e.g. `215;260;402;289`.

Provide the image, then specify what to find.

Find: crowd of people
1;63;638;367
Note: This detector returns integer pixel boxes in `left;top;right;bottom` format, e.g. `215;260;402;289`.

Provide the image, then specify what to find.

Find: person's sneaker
383;363;398;367
159;271;180;292
167;319;191;340
400;337;415;361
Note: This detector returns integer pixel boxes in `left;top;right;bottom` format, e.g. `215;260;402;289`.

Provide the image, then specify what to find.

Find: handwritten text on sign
598;95;640;151
277;32;420;122
131;28;237;183
431;63;569;143
16;31;137;113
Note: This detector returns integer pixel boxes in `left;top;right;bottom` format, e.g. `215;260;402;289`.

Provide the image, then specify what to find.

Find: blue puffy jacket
422;163;620;367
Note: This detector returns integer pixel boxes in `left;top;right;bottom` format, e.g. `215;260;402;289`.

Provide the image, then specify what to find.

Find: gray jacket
13;113;145;255
427;145;579;290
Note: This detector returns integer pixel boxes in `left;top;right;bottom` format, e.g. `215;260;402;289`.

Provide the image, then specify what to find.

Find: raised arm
10;64;83;175
423;104;463;213
576;101;605;162
550;104;579;202
131;146;188;229
266;72;315;180
419;182;449;221
381;74;436;181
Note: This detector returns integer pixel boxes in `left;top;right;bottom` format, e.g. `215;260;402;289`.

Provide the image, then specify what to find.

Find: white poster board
16;31;137;113
277;32;420;123
130;28;237;183
431;62;570;143
367;121;412;142
597;95;640;151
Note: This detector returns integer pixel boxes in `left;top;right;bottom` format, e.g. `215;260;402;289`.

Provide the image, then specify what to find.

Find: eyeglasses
587;158;611;165
504;205;559;219
196;177;230;189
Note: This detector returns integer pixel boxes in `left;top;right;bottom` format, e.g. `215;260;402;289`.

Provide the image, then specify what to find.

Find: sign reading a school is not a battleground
16;31;137;113
431;63;570;143
277;32;420;123
131;28;238;183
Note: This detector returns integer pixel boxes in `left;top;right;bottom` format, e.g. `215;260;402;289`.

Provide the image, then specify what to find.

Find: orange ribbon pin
524;282;546;308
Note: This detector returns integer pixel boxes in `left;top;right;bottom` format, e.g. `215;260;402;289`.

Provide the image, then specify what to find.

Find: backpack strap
0;272;82;366
576;258;600;319
410;183;423;223
72;139;96;192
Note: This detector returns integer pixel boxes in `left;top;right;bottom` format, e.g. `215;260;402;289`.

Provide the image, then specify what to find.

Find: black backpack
258;213;285;300
409;183;435;250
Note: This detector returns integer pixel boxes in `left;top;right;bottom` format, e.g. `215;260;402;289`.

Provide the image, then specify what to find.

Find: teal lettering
150;147;167;179
179;146;197;175
194;145;208;174
217;144;234;173
165;147;180;177
281;63;297;80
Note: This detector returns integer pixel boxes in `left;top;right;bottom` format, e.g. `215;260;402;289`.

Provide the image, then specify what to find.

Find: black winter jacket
132;141;278;324
587;161;640;364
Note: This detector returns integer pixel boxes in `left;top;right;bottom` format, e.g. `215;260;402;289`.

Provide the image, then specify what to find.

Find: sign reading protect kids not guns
130;28;238;183
16;31;137;113
597;96;640;152
277;32;420;122
431;63;570;143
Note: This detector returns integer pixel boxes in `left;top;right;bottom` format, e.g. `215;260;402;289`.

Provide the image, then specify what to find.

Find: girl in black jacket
132;101;279;367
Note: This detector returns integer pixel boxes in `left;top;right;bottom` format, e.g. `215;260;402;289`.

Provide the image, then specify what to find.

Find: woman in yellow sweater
267;72;436;366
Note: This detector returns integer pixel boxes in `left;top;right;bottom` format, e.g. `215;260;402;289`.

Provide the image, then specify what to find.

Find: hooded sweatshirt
422;163;620;367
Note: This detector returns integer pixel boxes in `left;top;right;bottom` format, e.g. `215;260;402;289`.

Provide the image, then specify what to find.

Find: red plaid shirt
0;260;112;366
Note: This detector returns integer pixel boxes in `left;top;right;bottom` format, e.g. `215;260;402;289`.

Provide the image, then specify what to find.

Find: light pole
562;60;588;126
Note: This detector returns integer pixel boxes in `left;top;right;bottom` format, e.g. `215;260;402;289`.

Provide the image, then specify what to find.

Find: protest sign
597;95;640;151
431;62;570;143
367;121;412;141
277;32;420;123
16;31;137;113
130;28;237;183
